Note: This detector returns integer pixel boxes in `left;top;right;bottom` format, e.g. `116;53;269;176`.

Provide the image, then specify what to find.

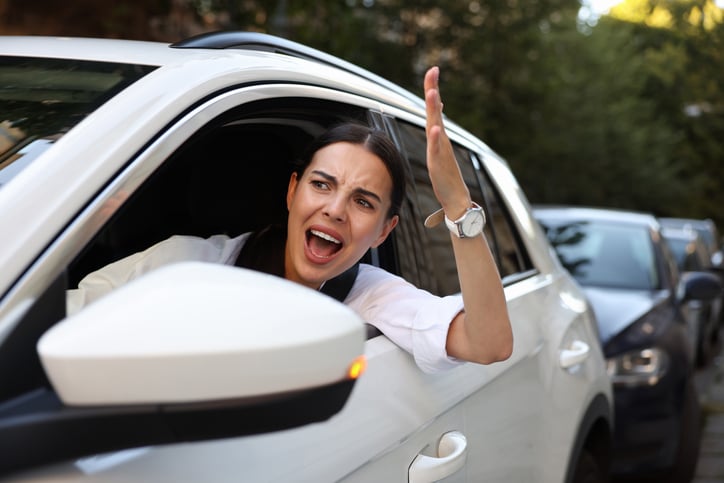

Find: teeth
311;229;341;244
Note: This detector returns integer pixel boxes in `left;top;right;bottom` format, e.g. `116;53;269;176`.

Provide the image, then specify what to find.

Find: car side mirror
677;270;723;303
4;263;366;474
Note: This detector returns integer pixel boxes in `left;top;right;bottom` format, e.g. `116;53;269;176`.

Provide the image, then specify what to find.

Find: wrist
442;194;473;221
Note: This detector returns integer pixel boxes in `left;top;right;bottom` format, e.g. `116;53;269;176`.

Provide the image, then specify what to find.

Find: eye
311;180;329;190
355;198;373;209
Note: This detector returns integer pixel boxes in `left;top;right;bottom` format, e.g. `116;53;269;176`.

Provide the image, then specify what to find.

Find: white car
0;32;613;482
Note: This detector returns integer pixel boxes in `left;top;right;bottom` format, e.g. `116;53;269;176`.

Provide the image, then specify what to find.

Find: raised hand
423;66;471;221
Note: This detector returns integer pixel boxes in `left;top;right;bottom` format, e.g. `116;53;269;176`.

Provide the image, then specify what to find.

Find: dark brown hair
295;123;407;218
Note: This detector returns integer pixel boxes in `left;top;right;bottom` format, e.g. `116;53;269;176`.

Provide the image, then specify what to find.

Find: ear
371;215;399;248
286;172;299;210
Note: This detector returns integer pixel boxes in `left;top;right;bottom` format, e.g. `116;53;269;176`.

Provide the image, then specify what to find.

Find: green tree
503;14;688;215
606;0;724;226
2;0;722;228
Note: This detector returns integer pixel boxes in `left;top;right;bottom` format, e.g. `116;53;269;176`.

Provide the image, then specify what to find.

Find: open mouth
307;229;343;259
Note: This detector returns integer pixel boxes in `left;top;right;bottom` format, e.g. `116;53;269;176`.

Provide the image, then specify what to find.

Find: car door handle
409;431;467;483
559;340;590;368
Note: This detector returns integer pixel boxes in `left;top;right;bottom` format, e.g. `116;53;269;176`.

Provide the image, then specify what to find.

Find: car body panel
584;287;670;344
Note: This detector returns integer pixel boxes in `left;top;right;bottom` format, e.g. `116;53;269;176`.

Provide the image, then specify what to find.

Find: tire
572;448;609;483
661;379;701;483
696;308;716;367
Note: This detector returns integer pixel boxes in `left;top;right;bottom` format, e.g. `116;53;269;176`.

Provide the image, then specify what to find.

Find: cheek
288;188;315;218
352;215;387;244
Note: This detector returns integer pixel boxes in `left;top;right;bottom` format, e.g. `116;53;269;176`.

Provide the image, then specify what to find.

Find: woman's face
285;142;399;289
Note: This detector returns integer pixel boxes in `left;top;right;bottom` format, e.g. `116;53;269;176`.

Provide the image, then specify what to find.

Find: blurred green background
2;0;723;230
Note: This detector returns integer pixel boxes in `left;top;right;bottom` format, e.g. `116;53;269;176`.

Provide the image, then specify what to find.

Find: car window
0;56;156;188
394;120;531;295
542;220;659;290
469;151;532;280
68;97;373;287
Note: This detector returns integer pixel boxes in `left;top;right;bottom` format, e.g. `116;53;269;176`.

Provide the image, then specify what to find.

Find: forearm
445;231;513;364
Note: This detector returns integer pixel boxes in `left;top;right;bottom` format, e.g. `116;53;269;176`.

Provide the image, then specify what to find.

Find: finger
426;90;441;134
424;65;439;93
427;125;442;155
424;68;445;132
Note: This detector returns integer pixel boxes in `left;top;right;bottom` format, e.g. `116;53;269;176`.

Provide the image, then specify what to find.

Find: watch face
462;210;484;237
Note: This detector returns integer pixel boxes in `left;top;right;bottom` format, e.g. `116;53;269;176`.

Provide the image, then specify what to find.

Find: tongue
309;234;340;258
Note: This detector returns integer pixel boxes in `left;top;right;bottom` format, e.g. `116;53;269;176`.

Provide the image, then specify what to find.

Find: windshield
539;218;659;290
0;56;156;188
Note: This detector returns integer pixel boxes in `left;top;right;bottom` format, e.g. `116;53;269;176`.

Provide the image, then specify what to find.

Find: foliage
502;14;687;216
1;0;723;230
605;0;724;224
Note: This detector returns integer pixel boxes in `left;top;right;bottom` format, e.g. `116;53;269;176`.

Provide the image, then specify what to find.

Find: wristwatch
444;202;485;238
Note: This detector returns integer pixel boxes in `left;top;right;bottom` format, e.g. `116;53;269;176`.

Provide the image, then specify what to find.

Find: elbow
496;337;514;362
475;326;513;365
478;339;513;365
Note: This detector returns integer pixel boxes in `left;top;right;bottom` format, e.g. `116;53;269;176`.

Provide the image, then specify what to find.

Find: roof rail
171;31;424;109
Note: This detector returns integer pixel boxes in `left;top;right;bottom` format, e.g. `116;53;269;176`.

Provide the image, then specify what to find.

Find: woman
67;67;513;373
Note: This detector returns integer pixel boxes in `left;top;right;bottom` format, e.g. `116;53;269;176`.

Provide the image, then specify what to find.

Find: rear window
0;56;156;188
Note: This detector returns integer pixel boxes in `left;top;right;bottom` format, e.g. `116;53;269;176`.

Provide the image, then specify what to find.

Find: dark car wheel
697;309;717;367
663;379;702;483
613;379;701;483
572;448;609;483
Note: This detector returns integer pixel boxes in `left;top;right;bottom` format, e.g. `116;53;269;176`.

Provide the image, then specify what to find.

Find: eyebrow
310;169;383;204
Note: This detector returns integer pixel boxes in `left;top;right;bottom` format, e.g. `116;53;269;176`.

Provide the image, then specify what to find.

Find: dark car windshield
539;218;659;290
0;56;156;188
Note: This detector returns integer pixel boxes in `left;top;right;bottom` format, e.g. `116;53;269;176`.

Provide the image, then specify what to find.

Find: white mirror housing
38;262;366;406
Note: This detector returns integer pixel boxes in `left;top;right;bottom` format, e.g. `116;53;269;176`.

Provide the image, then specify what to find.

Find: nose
323;194;347;223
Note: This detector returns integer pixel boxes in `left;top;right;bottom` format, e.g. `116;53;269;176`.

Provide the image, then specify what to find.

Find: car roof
661;225;701;241
659;217;717;233
0;36;189;64
533;205;660;230
0;33;428;111
0;32;498;163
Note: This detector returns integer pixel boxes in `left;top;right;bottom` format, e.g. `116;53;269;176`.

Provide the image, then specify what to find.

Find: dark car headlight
606;348;669;387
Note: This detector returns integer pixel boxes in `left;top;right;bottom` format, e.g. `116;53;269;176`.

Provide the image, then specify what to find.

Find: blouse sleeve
344;264;465;374
66;233;247;316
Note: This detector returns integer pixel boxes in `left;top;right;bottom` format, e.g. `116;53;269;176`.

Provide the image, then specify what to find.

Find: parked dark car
661;217;724;324
661;225;723;365
535;206;722;482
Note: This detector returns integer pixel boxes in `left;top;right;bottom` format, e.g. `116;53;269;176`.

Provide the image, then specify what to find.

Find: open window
69;98;376;287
